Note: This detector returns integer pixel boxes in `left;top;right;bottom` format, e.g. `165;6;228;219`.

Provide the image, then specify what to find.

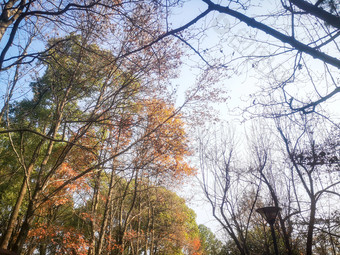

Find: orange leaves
124;229;138;241
80;212;94;222
39;162;89;212
28;224;89;255
50;162;87;191
66;132;102;171
190;237;203;255
105;238;122;253
136;99;196;180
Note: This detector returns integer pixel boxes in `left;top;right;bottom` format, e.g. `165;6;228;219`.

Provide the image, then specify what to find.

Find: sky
169;0;250;233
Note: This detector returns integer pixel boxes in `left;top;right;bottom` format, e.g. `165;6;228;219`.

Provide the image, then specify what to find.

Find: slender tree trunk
26;243;36;255
149;206;154;255
306;197;316;255
88;170;102;255
0;145;43;250
135;199;141;254
97;166;116;255
12;197;36;253
0;168;31;249
144;202;151;255
39;244;47;255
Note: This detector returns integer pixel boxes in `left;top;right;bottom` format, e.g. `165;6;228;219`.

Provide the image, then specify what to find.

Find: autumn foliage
0;34;200;254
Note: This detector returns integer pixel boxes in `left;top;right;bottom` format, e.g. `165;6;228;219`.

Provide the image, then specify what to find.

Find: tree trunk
88;170;102;255
97;166;116;255
0;167;32;250
306;198;316;255
12;199;35;253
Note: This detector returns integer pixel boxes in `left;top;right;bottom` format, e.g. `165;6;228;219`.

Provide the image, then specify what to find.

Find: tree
276;115;340;255
22;173;201;255
198;126;256;255
0;32;185;254
184;1;339;253
82;99;196;255
0;35;125;252
25;162;90;255
0;32;200;255
198;224;227;255
131;186;201;255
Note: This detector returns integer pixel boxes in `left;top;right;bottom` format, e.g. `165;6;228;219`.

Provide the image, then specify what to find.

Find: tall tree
198;224;227;255
276;115;340;255
0;32;183;254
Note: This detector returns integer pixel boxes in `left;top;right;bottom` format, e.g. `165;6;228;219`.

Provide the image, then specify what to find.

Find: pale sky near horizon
169;0;249;234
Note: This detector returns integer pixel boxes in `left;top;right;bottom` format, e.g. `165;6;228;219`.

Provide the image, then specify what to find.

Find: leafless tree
198;125;261;255
276;114;340;255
